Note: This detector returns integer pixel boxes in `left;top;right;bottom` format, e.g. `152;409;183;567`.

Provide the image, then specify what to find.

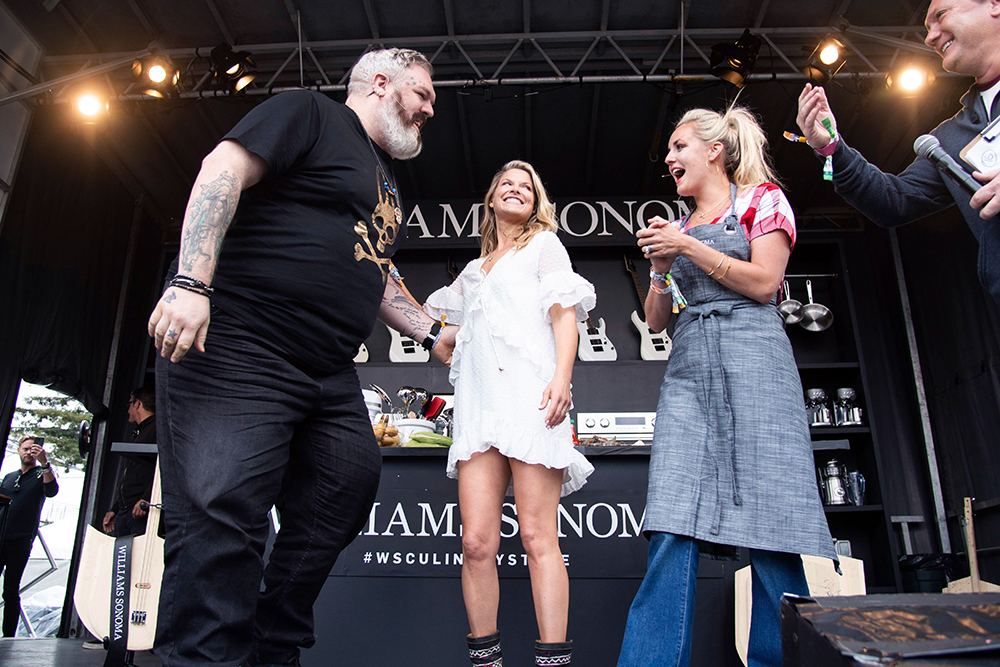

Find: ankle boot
467;631;502;666
535;639;572;666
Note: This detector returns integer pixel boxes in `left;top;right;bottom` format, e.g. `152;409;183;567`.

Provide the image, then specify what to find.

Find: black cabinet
788;239;902;593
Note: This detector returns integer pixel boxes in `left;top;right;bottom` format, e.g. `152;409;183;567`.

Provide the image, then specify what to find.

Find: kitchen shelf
810;426;870;436
812;439;850;451
824;504;884;514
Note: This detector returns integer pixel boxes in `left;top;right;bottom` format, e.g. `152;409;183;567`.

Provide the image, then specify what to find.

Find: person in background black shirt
0;435;58;637
102;386;156;537
145;48;455;667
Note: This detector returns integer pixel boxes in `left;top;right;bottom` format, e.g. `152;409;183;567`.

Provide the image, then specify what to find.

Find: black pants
153;309;382;667
113;510;147;537
0;535;33;636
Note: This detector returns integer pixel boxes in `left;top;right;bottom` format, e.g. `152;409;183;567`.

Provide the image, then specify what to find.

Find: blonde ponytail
674;105;782;190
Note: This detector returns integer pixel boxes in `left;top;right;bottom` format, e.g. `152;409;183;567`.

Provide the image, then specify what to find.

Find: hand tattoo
163;291;177;303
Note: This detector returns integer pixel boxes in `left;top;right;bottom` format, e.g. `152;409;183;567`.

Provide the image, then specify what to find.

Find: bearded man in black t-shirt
146;48;454;667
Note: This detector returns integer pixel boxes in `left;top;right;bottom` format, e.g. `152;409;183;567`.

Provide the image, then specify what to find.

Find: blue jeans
153;308;382;667
617;532;808;667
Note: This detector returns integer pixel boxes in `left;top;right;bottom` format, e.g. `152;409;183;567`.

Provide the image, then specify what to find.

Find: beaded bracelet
169;274;214;298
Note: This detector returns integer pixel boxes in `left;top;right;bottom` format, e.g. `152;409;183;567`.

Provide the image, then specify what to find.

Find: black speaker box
781;593;1000;666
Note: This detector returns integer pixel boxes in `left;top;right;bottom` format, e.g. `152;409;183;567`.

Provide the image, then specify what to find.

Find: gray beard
375;95;423;160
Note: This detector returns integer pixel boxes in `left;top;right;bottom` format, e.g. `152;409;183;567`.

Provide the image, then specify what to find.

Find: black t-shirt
0;467;58;540
210;90;406;373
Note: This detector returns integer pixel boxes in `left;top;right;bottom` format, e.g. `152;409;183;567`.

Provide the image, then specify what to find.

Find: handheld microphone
914;134;981;195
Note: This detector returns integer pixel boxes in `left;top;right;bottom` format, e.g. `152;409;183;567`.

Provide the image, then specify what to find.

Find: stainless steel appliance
805;388;833;427
833;387;863;426
818;459;849;506
575;412;656;445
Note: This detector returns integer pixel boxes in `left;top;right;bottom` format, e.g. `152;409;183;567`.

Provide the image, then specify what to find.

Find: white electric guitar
570;259;617;362
386;324;430;363
576;316;617;361
624;255;672;361
354;343;369;363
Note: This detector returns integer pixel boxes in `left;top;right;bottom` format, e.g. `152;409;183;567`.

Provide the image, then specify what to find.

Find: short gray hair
347;48;433;97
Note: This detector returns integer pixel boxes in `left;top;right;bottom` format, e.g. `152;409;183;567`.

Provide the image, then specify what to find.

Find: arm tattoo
381;291;430;338
179;170;241;275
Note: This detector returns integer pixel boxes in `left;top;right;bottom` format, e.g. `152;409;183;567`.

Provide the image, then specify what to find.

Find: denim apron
643;183;835;560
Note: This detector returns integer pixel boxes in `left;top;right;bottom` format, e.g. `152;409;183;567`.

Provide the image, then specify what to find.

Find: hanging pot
800;279;833;332
777;279;803;324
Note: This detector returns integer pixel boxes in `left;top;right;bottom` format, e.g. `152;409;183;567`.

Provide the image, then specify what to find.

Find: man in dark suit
102;386;156;537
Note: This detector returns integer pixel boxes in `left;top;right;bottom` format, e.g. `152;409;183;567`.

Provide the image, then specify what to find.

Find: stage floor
0;638;160;666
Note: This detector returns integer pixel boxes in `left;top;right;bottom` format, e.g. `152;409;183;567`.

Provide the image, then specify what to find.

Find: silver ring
643;245;652;254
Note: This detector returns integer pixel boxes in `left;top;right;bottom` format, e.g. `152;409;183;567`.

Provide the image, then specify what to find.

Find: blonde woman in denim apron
617;107;836;667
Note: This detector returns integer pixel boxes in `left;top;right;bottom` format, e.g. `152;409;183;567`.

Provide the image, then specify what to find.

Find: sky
16;381;67;408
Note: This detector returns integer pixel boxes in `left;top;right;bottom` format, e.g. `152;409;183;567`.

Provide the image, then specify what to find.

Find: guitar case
75;463;164;654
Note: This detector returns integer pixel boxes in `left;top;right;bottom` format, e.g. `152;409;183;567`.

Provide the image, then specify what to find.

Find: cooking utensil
846;471;866;506
800;279;833;332
777;280;803;324
439;407;454;436
424;396;447;420
397;386;415;414
413;388;430;414
369;384;392;410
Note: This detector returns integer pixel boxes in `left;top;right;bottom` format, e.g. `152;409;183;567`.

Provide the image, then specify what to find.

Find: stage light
132;53;180;98
886;63;936;95
709;29;761;89
804;38;846;84
211;45;256;93
75;92;109;123
148;64;167;83
819;44;840;66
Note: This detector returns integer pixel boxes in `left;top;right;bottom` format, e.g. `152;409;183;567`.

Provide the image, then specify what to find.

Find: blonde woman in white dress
424;160;596;667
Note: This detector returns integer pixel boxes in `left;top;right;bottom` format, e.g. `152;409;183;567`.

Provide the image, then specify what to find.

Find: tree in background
7;394;90;468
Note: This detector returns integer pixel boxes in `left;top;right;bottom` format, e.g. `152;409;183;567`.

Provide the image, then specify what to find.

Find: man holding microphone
797;0;1000;302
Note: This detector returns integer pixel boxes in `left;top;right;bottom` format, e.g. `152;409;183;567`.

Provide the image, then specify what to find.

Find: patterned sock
535;639;572;666
468;631;502;667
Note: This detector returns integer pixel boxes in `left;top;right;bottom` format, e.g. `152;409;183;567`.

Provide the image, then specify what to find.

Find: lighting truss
1;25;941;107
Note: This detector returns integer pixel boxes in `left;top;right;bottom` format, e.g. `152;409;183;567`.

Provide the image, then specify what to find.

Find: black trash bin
899;554;962;593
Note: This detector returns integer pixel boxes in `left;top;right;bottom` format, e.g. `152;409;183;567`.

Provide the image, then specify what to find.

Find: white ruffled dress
424;231;597;496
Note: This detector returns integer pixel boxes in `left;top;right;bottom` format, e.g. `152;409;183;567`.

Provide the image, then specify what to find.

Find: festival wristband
421;321;442;350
